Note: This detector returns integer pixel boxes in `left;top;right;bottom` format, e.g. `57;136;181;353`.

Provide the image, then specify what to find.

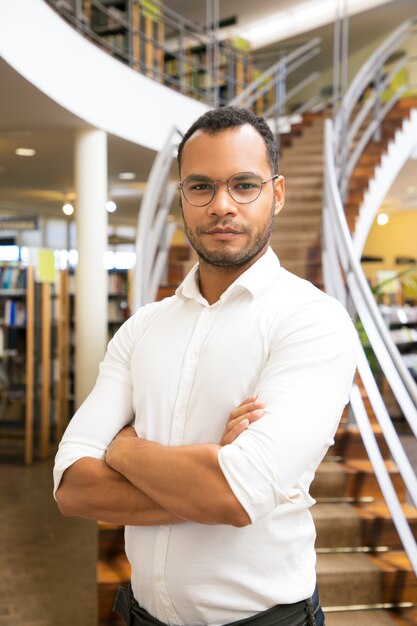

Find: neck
197;246;268;305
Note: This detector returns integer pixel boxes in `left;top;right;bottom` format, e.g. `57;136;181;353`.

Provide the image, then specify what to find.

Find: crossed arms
56;397;264;528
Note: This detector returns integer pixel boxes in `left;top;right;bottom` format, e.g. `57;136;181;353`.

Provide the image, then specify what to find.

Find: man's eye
234;182;260;190
190;183;212;191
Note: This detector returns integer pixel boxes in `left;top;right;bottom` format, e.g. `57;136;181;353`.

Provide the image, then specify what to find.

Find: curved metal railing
132;127;179;310
323;18;417;575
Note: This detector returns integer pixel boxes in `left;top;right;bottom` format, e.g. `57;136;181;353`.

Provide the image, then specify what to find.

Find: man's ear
273;175;285;217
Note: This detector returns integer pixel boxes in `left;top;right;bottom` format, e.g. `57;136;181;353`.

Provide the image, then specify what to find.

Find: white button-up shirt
54;248;357;626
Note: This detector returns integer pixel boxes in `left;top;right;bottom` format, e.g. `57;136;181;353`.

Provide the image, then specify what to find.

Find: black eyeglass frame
178;172;279;207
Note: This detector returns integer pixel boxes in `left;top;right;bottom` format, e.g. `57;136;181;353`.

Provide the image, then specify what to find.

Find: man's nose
208;182;238;216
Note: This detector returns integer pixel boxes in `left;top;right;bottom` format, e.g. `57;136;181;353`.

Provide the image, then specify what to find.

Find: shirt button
155;574;162;583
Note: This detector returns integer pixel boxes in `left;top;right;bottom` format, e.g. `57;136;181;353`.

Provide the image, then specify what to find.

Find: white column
74;129;108;408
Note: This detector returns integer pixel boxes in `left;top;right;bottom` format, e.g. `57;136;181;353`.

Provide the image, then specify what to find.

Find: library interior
1;1;417;625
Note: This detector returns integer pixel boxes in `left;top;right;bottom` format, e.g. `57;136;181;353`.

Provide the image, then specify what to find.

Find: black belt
113;583;322;626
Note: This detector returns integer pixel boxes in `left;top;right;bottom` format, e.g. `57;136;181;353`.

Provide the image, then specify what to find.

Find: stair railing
132;127;179;310
230;37;321;133
323;19;417;575
334;19;417;200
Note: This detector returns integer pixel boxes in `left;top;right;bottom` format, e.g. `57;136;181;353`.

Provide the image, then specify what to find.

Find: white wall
0;0;208;152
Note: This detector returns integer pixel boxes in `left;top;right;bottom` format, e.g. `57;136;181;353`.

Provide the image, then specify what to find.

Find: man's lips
203;228;244;240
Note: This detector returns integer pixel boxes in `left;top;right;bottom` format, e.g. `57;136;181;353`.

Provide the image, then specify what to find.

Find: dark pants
113;584;325;626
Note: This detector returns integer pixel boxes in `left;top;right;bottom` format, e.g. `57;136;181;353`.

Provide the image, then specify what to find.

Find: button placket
170;307;214;446
152;307;214;626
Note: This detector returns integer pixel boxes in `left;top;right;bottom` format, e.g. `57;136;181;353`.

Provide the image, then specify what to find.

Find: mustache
196;220;248;235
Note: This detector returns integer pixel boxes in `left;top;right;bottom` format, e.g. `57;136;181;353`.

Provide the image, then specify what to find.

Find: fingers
220;403;265;446
228;397;265;423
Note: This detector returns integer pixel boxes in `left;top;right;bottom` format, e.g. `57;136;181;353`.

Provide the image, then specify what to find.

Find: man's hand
106;425;142;470
220;395;264;446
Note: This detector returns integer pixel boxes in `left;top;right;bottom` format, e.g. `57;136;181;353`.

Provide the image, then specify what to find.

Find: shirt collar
176;247;281;304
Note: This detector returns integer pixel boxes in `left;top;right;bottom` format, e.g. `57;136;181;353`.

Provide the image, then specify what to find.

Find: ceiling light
407;186;416;194
63;203;74;216
118;172;136;180
15;148;36;157
106;200;117;213
377;213;389;226
239;0;394;48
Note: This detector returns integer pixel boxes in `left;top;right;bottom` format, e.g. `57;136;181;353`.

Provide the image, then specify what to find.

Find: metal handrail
230;37;321;121
47;1;322;112
323;18;417;577
323;119;417;576
132;127;179;310
335;18;417;196
46;0;241;106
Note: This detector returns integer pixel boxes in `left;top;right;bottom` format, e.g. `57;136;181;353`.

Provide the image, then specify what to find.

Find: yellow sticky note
35;248;56;284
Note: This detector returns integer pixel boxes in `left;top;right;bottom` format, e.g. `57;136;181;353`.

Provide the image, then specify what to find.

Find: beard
183;203;276;269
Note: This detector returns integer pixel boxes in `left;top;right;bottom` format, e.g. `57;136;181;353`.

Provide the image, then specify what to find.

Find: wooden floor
0;454;96;626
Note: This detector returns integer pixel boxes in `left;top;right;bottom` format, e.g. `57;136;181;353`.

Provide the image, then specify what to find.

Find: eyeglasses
178;172;278;207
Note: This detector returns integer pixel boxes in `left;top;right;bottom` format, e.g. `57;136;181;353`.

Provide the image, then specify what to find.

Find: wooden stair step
284;190;323;202
98;521;125;561
281;203;323;214
280;163;323;175
98;556;131;626
342;460;407;502
280;157;324;169
325;609;397;625
331;424;390;460
313;503;363;548
277;247;321;263
390;605;417;625
284;145;324;155
168;244;191;262
271;231;321;244
282;175;322;188
311;462;347;499
369;551;417;605
157;285;177;300
311;459;406;502
274;216;322;231
317;553;382;606
353;502;417;550
168;261;186;283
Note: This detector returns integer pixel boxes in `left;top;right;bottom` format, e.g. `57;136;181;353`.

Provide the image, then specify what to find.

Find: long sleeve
218;296;358;523
53;312;137;498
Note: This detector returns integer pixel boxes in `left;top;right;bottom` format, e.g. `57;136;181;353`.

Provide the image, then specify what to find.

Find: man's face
180;125;285;269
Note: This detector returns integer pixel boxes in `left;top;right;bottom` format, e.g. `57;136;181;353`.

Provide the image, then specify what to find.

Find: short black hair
177;106;278;175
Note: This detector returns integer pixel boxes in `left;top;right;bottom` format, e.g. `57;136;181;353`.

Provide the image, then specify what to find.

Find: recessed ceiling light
118;172;136;180
63;203;74;216
106;200;117;213
15;148;36;157
406;186;416;194
377;213;389;226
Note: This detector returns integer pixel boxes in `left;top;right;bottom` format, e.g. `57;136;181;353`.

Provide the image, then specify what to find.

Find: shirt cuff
218;443;312;523
53;445;105;500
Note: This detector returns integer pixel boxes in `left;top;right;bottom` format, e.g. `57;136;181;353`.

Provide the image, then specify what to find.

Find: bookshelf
164;36;253;104
88;0;165;79
108;269;131;338
0;262;71;464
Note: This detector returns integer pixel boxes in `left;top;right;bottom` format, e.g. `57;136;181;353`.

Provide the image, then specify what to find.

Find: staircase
344;98;417;234
273;107;417;624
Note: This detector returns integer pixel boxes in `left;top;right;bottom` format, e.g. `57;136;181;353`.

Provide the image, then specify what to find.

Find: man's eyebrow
184;173;211;180
232;172;260;180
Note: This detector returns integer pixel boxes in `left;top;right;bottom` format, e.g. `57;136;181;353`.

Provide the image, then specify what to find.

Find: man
54;106;357;626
